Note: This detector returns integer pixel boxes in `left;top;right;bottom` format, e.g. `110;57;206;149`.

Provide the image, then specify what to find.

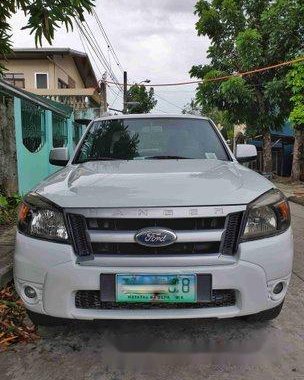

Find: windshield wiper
144;155;191;160
77;157;118;163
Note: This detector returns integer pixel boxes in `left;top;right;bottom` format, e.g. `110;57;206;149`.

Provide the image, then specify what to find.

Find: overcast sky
11;0;210;113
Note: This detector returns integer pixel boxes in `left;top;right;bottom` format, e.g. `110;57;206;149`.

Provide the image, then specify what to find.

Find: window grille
73;122;84;145
52;114;68;148
21;100;46;153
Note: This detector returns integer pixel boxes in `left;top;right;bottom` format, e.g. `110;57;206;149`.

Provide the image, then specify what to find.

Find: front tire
26;310;66;326
241;301;284;323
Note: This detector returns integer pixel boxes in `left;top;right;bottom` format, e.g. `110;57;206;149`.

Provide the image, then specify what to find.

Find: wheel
26;310;66;326
241;301;284;323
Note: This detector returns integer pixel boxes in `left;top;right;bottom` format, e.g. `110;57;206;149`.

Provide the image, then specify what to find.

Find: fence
14;97;87;194
0;79;87;195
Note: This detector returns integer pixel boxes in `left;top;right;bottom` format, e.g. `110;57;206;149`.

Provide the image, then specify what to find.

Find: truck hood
34;160;273;208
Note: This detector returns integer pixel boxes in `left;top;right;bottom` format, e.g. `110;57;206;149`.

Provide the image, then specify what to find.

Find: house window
58;78;69;89
35;73;48;89
3;73;25;88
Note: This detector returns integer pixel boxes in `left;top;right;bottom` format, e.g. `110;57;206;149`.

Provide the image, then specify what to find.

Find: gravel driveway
1;203;303;380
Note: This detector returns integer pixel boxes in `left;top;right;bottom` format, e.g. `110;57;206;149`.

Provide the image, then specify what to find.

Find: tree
183;99;234;139
190;0;303;174
0;0;95;72
126;85;157;114
287;62;304;181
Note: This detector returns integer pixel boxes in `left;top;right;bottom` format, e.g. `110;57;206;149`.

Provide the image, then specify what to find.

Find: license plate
116;274;197;303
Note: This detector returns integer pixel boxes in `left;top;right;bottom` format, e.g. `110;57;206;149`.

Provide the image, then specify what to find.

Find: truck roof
94;113;210;122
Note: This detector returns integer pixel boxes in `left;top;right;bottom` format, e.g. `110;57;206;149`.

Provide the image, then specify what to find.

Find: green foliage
126;85;157;114
0;0;95;72
236;29;263;70
0;192;22;225
286;62;304;128
191;0;304;138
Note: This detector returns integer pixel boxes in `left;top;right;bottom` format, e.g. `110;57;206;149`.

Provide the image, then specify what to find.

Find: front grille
75;289;236;310
92;242;221;255
87;217;226;231
67;211;244;257
221;212;244;255
67;214;93;257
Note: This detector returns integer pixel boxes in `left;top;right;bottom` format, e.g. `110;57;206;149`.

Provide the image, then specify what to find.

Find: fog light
273;282;284;295
24;286;37;299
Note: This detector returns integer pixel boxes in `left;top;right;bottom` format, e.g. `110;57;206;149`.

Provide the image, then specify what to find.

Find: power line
82;20;122;90
76;18;122;93
92;9;125;75
105;56;304;87
154;93;184;111
78;28;105;80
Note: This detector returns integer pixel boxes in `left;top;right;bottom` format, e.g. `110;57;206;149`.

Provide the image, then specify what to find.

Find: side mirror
236;144;257;163
49;147;69;166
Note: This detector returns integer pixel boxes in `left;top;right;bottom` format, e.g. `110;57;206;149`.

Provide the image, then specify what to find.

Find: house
0;48;107;124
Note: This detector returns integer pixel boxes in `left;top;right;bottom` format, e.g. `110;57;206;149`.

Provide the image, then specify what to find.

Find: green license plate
116;274;197;303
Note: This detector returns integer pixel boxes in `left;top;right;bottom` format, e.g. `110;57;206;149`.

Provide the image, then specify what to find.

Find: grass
0;193;22;226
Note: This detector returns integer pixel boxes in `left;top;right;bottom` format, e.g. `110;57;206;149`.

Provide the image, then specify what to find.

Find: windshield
74;118;230;163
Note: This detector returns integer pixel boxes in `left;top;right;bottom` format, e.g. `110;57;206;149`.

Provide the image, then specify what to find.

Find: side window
35;73;48;89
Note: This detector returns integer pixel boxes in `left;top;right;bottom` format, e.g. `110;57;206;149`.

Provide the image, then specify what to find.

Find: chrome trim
135;228;177;247
78;254;237;267
65;205;246;219
89;229;224;243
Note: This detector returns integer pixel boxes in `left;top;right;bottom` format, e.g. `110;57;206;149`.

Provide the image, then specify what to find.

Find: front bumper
14;228;293;320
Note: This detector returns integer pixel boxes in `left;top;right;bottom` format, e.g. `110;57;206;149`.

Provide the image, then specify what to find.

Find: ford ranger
14;114;293;325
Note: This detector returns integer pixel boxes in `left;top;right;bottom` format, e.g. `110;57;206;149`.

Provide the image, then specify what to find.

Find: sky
11;0;210;113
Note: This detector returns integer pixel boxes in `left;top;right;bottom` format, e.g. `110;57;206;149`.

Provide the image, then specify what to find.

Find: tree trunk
291;128;303;182
262;131;272;174
0;96;18;196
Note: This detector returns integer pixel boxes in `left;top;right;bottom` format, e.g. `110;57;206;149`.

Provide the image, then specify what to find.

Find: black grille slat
75;290;236;310
92;242;221;255
221;212;244;255
67;214;93;257
87;217;226;231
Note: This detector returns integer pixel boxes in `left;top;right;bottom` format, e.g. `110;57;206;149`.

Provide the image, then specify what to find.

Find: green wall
14;97;82;195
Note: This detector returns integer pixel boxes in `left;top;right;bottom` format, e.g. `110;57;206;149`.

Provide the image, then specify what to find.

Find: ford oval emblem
135;228;177;247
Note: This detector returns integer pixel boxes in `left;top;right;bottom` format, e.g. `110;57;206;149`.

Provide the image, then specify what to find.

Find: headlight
18;193;69;243
241;189;290;241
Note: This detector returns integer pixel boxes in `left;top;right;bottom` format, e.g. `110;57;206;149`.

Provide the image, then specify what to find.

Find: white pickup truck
14;114;293;325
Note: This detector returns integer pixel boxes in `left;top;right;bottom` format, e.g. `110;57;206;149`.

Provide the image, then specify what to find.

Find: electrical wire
76;18;122;93
92;9;125;75
82;20;122;90
105;56;304;87
154;93;184;111
78;28;105;80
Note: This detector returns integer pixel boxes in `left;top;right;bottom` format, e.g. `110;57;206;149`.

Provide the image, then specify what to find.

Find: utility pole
123;71;128;114
100;80;107;116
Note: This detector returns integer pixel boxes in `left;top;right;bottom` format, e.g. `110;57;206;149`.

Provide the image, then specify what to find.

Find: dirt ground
0;202;303;380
